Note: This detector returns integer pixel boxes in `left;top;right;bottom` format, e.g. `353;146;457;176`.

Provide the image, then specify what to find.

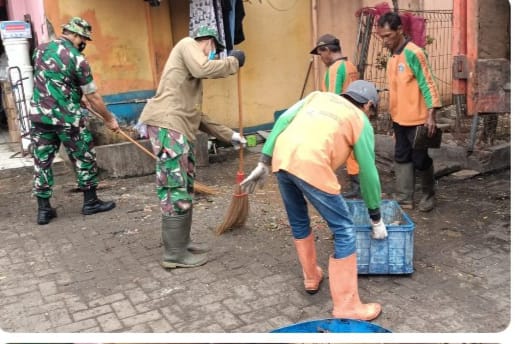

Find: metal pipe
105;99;148;106
467;113;479;155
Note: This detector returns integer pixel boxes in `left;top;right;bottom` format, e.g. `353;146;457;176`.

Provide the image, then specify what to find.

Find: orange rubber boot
294;233;324;294
329;253;381;320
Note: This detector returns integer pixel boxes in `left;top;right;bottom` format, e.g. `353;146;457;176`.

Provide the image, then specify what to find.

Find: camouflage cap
61;17;92;40
193;26;225;52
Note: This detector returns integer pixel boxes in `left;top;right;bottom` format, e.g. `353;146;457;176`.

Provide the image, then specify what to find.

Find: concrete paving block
94;139;155;178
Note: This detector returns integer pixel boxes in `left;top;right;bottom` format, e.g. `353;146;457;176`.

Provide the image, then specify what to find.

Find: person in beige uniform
138;26;246;269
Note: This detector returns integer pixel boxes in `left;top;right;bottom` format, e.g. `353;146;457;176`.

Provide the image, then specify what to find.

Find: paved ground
0;143;513;341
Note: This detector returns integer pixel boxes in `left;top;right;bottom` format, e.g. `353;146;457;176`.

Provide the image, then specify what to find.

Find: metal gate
354;9;453;132
353;8;510;147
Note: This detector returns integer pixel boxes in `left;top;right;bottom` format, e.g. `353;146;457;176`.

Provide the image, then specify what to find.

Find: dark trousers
392;122;432;171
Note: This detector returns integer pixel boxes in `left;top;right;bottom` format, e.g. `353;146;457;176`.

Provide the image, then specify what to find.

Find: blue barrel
271;318;391;333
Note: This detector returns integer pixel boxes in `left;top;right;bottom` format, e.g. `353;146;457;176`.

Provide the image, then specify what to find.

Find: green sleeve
353;115;381;210
404;48;439;109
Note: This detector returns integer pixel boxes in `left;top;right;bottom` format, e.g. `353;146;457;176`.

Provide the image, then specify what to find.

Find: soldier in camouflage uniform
29;17;119;225
138;26;246;268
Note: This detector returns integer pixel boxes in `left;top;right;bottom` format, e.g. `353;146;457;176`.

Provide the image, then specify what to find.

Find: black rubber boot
81;188;116;215
342;174;360;199
37;197;57;225
417;164;436;212
393;162;415;209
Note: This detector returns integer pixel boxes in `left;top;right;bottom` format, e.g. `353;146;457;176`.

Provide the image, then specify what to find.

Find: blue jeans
276;170;356;259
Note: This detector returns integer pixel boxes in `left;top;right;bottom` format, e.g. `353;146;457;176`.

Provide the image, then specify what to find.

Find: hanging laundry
221;0;234;51
189;0;227;54
232;0;245;45
220;0;245;51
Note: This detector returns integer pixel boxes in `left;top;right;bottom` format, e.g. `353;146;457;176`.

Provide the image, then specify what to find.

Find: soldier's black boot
37;197;57;225
81;187;116;215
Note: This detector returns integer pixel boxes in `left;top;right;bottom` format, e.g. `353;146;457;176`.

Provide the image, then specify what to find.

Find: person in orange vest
377;12;442;211
241;80;387;321
310;34;361;198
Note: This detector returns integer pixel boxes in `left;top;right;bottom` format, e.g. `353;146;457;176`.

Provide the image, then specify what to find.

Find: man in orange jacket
310;34;361;198
377;12;442;211
241;80;387;321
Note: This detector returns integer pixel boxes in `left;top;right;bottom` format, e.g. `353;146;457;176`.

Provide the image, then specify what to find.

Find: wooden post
1;81;21;143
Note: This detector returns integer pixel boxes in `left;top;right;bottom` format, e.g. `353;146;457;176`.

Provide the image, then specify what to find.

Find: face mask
207;39;216;60
78;42;86;52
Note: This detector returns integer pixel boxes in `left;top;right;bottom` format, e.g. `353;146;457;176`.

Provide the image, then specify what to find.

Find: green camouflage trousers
30;121;98;199
147;126;196;216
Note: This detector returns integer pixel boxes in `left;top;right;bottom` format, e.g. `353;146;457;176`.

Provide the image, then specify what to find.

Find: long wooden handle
86;107;157;160
86;107;217;194
237;71;244;174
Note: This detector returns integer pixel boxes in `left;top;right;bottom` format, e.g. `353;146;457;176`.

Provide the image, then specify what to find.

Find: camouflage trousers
30;121;98;199
147;126;196;216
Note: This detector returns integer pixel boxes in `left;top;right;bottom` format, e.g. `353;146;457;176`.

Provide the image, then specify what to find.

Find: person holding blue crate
240;80;387;321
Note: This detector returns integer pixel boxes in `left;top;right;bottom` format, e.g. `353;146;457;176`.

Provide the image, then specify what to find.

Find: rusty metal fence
354;8;510;147
354;9;453;131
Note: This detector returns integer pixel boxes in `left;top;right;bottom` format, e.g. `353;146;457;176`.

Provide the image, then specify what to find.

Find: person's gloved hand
371;219;388;239
231;132;247;149
240;162;270;194
134;121;148;138
229;50;245;67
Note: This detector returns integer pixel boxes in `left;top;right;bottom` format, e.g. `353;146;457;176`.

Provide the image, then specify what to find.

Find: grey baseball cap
341;80;379;107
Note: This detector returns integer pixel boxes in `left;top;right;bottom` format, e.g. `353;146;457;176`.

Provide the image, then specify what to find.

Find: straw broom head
215;173;249;235
216;71;249;235
194;182;218;195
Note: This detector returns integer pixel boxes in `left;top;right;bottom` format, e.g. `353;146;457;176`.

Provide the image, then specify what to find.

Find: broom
86;107;217;195
215;71;249;235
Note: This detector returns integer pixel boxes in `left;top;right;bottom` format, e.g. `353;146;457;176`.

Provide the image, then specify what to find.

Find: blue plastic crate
347;199;415;274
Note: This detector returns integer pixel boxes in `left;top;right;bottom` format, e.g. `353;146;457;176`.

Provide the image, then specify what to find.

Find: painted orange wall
41;0;453;128
43;0;173;95
201;0;315;129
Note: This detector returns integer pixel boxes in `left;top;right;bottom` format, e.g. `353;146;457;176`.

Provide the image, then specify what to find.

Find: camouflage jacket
29;37;96;127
